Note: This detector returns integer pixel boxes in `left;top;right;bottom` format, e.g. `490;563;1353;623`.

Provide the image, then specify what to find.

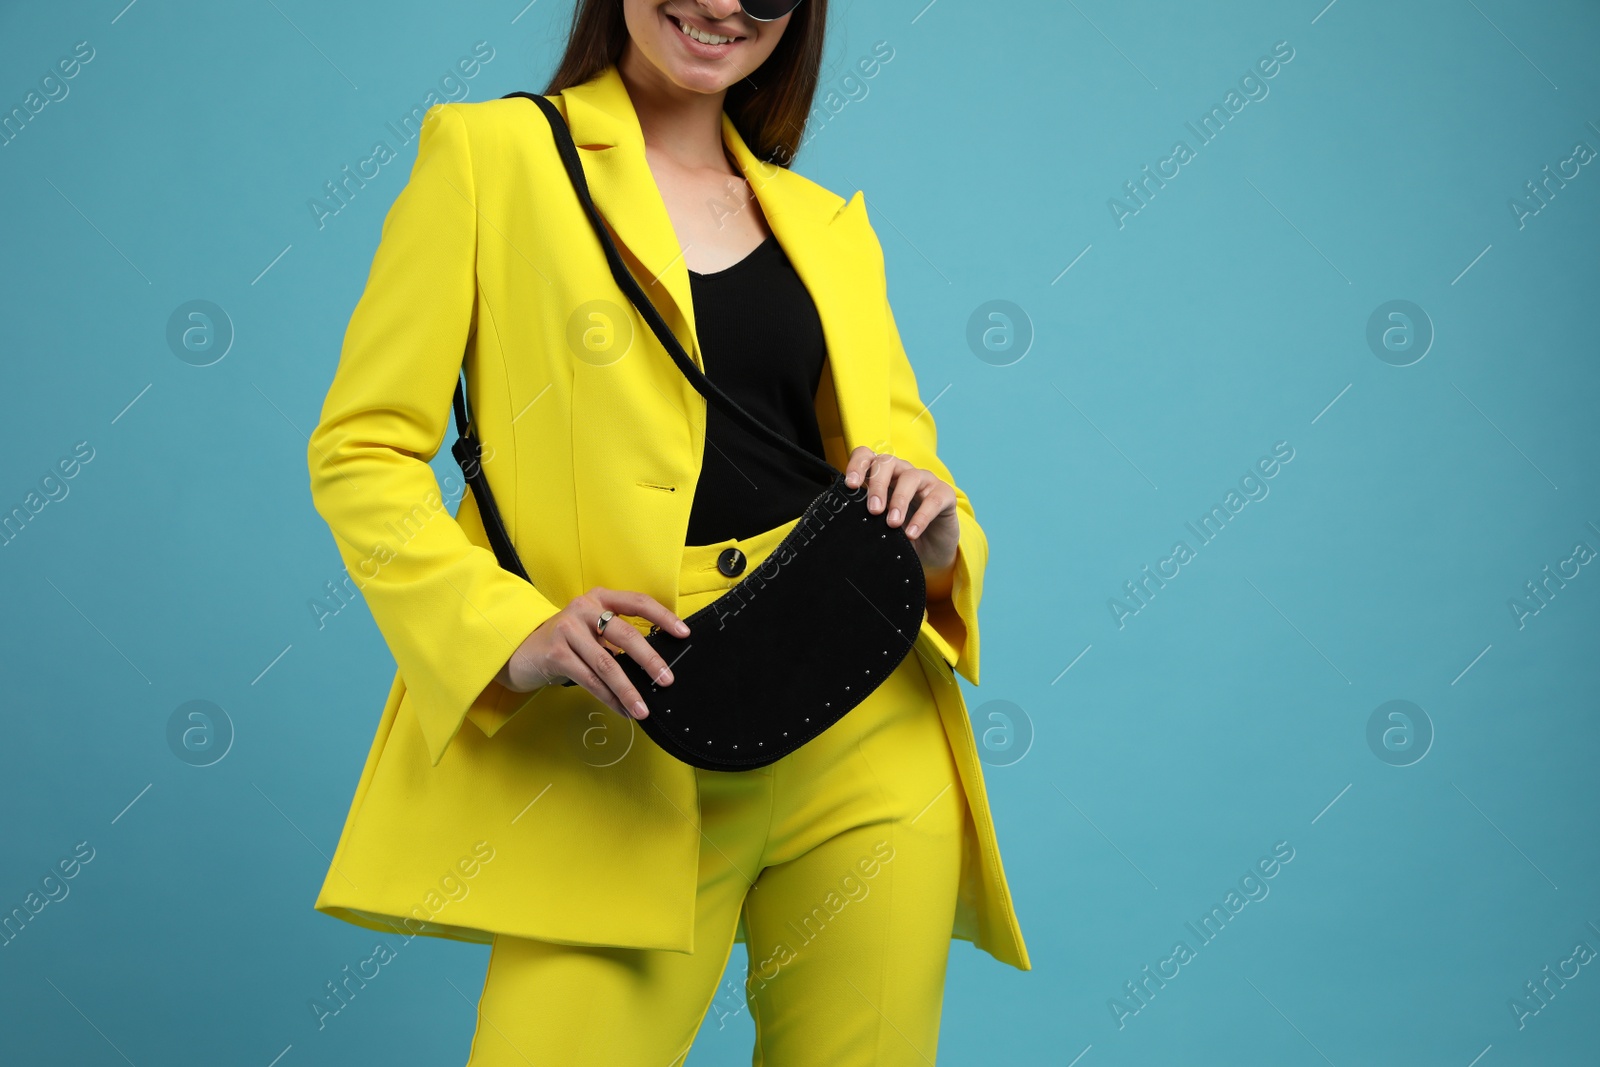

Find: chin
658;57;737;94
640;5;777;92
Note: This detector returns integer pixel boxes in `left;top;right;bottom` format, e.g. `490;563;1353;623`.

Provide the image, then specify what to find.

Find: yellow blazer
307;62;1030;972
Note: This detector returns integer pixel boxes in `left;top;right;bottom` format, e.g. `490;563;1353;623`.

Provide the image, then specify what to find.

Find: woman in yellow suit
307;0;1029;1062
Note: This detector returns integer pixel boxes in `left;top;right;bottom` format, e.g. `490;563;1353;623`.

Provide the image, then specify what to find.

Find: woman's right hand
494;587;690;720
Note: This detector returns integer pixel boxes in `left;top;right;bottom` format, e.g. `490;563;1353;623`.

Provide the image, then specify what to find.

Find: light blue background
2;1;1597;1064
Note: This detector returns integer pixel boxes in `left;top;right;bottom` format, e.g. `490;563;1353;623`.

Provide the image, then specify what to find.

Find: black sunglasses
740;0;805;21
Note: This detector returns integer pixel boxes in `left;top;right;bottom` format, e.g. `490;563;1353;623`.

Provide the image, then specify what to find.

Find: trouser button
717;547;746;577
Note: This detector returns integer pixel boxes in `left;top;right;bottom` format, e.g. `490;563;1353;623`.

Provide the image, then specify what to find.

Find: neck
616;49;731;170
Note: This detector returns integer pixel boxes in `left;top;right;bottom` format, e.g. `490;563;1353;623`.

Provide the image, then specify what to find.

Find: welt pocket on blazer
636;480;677;492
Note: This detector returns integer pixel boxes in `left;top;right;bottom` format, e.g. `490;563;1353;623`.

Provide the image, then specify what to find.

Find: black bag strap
449;381;529;580
450;90;842;580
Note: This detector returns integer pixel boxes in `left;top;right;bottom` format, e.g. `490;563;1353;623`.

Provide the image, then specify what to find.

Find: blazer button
717;547;746;577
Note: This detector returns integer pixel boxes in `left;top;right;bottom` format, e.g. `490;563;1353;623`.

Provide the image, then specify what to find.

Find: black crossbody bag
449;91;926;771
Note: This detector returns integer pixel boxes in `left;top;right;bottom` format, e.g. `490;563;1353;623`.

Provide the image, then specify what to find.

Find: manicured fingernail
676;620;690;634
907;524;919;536
888;508;900;522
633;701;649;719
870;495;881;510
657;667;674;684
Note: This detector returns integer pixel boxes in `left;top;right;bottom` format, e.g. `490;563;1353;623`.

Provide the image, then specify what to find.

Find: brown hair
540;0;829;167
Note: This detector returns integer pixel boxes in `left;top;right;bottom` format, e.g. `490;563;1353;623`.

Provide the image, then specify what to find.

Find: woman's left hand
844;446;959;597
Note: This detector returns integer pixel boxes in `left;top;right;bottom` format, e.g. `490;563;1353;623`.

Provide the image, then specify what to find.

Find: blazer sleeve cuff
462;656;543;744
921;505;983;686
406;575;563;766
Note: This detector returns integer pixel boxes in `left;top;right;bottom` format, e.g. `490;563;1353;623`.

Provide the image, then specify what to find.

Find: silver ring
595;610;615;636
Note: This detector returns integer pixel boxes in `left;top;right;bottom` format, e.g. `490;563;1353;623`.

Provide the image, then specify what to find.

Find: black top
683;232;830;546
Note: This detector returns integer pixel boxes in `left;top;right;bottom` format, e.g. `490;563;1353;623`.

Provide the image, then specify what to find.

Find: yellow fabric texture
305;63;1029;972
466;519;969;1065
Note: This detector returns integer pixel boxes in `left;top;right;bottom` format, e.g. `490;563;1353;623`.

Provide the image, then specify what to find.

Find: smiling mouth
668;13;745;46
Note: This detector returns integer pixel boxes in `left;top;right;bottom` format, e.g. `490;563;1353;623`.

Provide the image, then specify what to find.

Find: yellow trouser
466;514;969;1065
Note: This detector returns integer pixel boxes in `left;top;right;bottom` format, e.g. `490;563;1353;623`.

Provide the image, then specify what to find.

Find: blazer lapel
560;69;701;371
557;64;888;452
725;117;889;455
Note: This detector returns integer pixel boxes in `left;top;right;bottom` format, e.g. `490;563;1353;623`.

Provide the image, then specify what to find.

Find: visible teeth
675;17;736;45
